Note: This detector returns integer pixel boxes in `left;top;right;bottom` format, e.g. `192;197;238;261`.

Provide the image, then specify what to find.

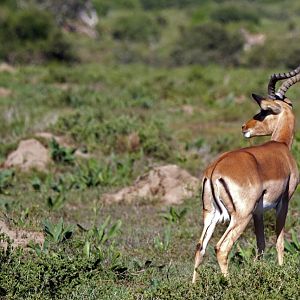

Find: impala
192;67;300;283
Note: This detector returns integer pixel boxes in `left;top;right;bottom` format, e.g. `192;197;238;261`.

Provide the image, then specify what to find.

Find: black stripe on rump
218;178;236;211
201;178;207;211
210;180;222;213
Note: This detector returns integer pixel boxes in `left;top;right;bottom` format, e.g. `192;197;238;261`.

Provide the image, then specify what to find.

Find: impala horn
268;65;300;99
275;73;300;101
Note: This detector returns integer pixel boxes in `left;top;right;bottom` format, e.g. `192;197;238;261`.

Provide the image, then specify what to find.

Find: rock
0;220;44;249
182;105;194;115
4;139;50;171
0;63;16;73
103;164;200;205
0;87;12;97
35;132;68;147
127;132;140;152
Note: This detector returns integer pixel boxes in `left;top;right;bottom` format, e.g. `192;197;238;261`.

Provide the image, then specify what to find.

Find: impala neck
271;111;295;150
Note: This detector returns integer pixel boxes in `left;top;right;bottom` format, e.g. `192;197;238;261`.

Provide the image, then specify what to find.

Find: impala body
193;78;300;283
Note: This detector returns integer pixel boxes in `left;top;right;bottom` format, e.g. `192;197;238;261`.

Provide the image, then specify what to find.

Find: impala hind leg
215;215;252;276
193;178;218;283
192;209;219;283
192;210;220;283
253;197;265;258
276;198;289;265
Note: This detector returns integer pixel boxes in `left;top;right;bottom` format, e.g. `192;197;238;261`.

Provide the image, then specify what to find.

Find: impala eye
253;110;269;121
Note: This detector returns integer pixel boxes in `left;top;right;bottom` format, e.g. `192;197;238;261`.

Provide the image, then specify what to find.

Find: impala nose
242;124;251;138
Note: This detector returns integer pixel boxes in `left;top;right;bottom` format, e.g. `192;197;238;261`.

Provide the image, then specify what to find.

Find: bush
92;0;140;16
112;12;160;42
242;36;300;68
211;4;260;24
55;112;174;160
0;8;76;63
0;8;54;42
171;23;243;66
0;0;18;9
140;0;199;10
31;0;89;24
43;30;77;62
11;8;54;41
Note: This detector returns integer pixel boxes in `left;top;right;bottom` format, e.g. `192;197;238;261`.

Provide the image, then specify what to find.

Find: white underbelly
262;180;287;211
263;200;278;211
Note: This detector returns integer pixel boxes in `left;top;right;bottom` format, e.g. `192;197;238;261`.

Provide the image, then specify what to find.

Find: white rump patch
215;181;230;223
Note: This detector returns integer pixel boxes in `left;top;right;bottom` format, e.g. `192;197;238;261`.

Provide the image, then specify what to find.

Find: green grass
0;61;300;299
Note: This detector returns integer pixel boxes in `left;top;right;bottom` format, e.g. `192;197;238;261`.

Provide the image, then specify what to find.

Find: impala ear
260;100;282;114
251;93;265;106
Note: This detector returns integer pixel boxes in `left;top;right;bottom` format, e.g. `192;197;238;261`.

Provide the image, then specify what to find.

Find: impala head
242;64;300;139
241;93;293;138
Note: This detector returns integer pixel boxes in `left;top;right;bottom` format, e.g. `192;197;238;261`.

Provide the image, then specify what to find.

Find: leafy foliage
160;207;188;224
284;229;300;254
0;169;14;194
112;12;161;42
140;0;199;10
153;226;171;252
211;4;260;24
172;23;243;66
0;7;76;63
43;218;74;244
49;139;76;165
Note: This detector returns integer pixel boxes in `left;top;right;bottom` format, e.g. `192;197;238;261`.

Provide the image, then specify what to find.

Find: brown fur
192;97;299;283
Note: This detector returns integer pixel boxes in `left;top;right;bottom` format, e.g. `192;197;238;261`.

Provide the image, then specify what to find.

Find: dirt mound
35;132;69;147
0;87;12;97
0;220;44;249
4;139;50;171
103;164;200;205
0;63;16;73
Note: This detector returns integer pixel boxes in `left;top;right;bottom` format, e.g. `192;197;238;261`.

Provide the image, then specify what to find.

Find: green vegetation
0;7;75;63
0;0;299;299
172;22;244;66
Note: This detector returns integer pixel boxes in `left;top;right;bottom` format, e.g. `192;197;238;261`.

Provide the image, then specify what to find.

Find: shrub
55;112;174;160
0;169;14;194
140;0;199;10
171;23;243;66
0;8;76;63
138;119;173;160
31;0;90;24
211;4;260;24
0;0;18;10
112;12;160;42
92;0;140;16
49;139;76;165
43;30;77;62
10;8;54;41
242;36;300;68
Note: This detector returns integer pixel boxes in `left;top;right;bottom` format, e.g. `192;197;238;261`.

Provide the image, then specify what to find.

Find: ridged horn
268;65;300;99
275;74;300;100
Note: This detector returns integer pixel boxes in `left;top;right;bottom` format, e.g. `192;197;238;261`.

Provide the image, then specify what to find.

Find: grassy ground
0;1;300;298
0;62;299;299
